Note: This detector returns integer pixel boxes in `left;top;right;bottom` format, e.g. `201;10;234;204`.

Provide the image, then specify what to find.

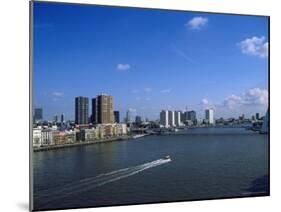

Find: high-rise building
135;116;142;125
174;111;182;126
92;94;114;124
260;109;269;134
34;108;43;122
53;115;58;123
205;109;214;125
114;111;120;123
168;110;175;127
126;108;135;123
187;110;197;123
256;113;260;120
61;113;65;123
160;110;169;128
75;96;89;125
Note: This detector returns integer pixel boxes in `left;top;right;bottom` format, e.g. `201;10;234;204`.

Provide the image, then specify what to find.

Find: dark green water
33;127;269;210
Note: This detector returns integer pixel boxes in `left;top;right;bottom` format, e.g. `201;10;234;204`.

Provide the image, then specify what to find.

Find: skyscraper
53;115;58;123
92;94;114;124
160;110;169;128
114;111;120;123
34;108;43;122
168;110;175;127
205;109;214;125
126;108;135;124
256;113;260;120
75;96;89;125
61;113;65;123
135;116;142;125
174;111;182;126
187;110;197;123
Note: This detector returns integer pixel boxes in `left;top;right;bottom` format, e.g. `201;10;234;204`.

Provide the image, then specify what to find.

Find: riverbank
33;135;137;152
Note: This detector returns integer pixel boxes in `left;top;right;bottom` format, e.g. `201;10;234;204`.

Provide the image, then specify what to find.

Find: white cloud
223;95;243;109
223;88;268;109
52;92;64;97
161;89;172;93
131;89;139;94
186;17;208;30
243;88;268;105
201;98;209;105
200;98;215;110
238;36;268;58
117;63;131;71
144;87;152;92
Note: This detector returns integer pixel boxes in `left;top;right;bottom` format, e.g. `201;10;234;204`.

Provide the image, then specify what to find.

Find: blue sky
33;2;269;121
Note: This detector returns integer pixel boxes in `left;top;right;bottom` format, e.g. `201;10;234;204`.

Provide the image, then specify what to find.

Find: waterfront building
160;110;169;128
205;109;214;125
75;129;86;142
85;128;97;141
52;131;67;145
174;111;182;126
75;96;89;125
41;129;53;146
34;108;43;123
95;124;105;139
33;127;42;147
92;94;114;124
64;131;76;144
114;111;120;123
116;123;127;136
168;110;175;127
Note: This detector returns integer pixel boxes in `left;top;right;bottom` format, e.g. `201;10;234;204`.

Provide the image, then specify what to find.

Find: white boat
164;155;171;160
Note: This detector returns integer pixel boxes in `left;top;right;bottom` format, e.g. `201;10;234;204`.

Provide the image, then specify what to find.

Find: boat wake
34;158;171;207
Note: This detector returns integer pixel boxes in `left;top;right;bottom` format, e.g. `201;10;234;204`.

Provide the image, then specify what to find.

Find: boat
164;155;171;160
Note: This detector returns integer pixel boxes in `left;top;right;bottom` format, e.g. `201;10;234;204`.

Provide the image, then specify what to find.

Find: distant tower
160;110;169;128
174;111;182;126
34;108;43;122
126;108;135;123
61;113;65;123
205;109;214;124
260;110;269;134
168;111;175;127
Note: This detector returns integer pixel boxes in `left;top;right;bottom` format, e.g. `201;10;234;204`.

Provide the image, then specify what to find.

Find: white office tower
160;110;169;128
205;108;214;124
126;108;136;123
174;111;182;126
168;110;175;127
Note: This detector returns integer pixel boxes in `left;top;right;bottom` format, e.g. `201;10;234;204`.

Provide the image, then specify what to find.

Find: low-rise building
85;128;97;141
33;127;42;147
41;129;53;146
64;130;76;144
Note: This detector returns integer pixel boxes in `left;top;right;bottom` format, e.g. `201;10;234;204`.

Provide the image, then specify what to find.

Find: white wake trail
35;158;171;207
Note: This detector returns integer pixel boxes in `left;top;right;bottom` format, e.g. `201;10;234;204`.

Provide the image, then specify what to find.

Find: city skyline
33;2;269;121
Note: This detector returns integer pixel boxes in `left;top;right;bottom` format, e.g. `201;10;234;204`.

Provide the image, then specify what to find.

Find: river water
33;127;269;210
